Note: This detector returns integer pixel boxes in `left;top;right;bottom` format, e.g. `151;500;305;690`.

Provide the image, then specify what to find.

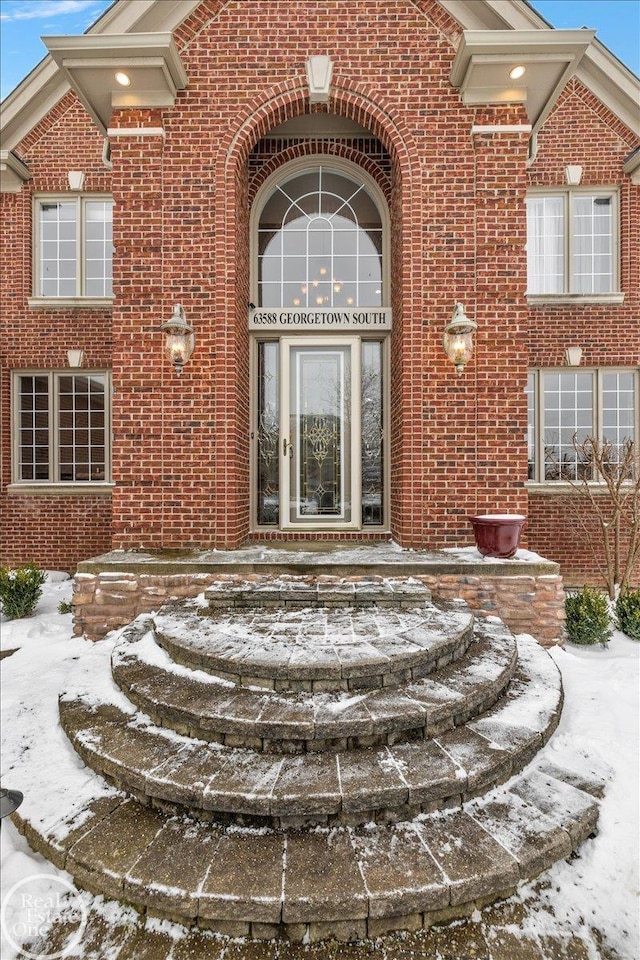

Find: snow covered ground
1;575;638;960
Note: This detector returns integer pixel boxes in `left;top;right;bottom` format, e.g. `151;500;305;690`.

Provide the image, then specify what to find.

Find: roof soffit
441;0;640;136
450;29;595;134
43;33;188;135
0;0;199;150
1;0;638;153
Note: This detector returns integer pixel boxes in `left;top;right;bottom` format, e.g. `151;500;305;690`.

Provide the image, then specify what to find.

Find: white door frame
279;336;362;530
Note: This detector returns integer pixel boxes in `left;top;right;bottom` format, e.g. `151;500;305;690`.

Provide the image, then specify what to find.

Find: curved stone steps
111;617;517;752
59;635;562;828
13;765;599;941
152;598;475;692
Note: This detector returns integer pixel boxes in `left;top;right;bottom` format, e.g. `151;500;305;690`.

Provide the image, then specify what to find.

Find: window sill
27;297;114;310
526;482;629;495
7;482;114;496
526;293;625;306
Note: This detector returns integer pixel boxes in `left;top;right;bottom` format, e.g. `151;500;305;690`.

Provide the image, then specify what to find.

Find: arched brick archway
208;72;425;547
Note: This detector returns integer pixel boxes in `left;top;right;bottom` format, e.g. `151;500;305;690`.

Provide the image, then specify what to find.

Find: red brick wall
1;1;638;581
0;98;113;571
524;79;639;582
528;493;639;589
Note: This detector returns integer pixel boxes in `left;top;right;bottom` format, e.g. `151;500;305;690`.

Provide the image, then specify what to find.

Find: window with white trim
35;197;114;298
257;166;383;308
526;190;618;295
13;372;110;483
527;369;637;482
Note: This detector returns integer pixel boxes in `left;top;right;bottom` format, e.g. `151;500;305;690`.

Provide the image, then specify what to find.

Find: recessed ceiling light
509;65;526;80
115;72;131;87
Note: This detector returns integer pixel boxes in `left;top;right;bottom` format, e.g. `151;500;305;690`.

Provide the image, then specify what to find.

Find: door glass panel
362;341;383;525
257;342;280;524
289;346;351;524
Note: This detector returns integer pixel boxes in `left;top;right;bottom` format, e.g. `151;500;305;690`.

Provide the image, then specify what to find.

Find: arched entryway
249;158;391;532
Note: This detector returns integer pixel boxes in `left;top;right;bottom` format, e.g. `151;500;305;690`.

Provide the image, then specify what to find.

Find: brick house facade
1;0;638;585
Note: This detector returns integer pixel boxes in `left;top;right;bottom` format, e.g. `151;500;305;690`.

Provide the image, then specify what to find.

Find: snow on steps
59;634;562;828
151;597;475;692
110;616;517;751
12;766;599;942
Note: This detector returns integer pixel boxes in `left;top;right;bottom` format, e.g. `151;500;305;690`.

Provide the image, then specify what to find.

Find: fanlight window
258;167;383;308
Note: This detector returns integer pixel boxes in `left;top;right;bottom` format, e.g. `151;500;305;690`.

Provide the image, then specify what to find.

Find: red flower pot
469;514;527;559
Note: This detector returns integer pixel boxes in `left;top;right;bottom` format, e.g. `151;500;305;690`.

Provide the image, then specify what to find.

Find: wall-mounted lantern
443;302;478;375
159;304;195;375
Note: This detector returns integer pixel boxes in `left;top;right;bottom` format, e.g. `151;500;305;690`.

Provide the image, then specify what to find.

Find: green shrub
58;599;73;616
565;586;612;647
0;563;47;620
616;588;640;641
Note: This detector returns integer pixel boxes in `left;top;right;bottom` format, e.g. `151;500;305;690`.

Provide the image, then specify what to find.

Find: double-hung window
34;196;114;299
526;190;618;296
13;372;111;484
527;369;638;482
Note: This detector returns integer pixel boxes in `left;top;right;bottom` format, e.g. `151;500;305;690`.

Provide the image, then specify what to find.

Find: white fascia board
0;149;31;192
86;0;201;36
0;60;69;152
623;148;640;183
578;40;640;137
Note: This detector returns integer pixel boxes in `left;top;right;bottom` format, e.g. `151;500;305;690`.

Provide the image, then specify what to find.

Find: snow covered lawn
1;576;638;959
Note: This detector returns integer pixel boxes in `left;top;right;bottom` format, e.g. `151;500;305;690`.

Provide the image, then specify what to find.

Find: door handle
283;438;293;458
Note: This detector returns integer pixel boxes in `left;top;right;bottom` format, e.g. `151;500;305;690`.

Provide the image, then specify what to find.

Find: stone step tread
60;636;562;825
111;617;517;748
202;575;433;608
152;598;474;690
15;766;599;937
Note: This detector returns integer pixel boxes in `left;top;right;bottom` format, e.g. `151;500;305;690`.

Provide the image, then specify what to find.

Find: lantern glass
163;331;194;372
444;329;474;372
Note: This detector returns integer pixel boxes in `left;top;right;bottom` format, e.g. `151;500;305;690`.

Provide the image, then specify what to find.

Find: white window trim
526;367;639;486
10;369;112;487
525;187;620;302
33;194;114;303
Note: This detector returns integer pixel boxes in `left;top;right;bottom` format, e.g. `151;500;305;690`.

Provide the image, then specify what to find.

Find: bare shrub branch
556;436;640;598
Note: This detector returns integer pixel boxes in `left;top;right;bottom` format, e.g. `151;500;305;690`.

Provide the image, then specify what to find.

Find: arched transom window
258;166;383;309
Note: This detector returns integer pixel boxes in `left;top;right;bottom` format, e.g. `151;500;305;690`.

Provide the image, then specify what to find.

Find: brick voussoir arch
217;72;424;544
222;74;419;192
220;71;423;305
249;142;392;205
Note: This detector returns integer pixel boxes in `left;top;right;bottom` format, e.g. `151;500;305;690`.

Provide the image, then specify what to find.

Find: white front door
280;337;361;528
